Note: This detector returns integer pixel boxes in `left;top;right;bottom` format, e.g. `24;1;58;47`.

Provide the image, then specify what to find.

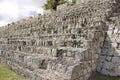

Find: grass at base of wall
0;65;24;80
0;65;119;80
93;72;120;80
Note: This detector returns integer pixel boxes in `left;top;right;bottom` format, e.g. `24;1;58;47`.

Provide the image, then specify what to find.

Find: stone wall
0;0;120;80
76;0;91;4
97;0;120;76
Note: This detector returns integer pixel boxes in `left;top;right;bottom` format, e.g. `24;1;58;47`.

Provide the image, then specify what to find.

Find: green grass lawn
0;65;24;80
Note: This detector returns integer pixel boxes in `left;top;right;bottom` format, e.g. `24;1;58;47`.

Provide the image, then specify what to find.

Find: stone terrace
0;0;120;80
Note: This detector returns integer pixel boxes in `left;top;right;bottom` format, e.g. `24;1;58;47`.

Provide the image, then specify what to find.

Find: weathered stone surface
0;0;120;80
97;0;120;76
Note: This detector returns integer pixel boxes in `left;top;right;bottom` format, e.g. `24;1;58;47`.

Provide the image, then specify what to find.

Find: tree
72;0;76;5
44;0;66;10
43;0;76;10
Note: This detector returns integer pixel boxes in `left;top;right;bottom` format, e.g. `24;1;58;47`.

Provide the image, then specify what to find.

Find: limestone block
51;49;57;57
38;58;48;69
116;39;120;43
47;61;52;71
114;29;119;34
84;73;91;80
56;63;62;72
118;66;120;75
110;37;116;42
67;51;73;57
106;56;112;62
36;47;42;54
101;68;109;75
112;57;119;63
109;67;118;76
99;56;105;62
116;50;120;56
103;61;111;69
94;54;99;59
70;64;82;80
111;43;117;48
62;65;67;73
24;56;32;63
75;52;82;61
118;31;120;35
97;66;102;72
35;75;42;80
108;48;115;56
107;30;113;35
57;3;68;10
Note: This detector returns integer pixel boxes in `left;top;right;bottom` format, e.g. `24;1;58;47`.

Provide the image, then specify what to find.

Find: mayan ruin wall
0;0;120;80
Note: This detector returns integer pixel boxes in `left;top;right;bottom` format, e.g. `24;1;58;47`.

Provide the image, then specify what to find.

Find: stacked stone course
0;0;120;80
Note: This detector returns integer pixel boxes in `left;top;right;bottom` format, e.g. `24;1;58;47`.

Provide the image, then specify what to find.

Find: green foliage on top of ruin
44;0;76;10
44;0;65;10
72;0;76;5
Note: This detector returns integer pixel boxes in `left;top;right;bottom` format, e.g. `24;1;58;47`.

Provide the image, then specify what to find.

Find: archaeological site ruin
0;0;120;80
